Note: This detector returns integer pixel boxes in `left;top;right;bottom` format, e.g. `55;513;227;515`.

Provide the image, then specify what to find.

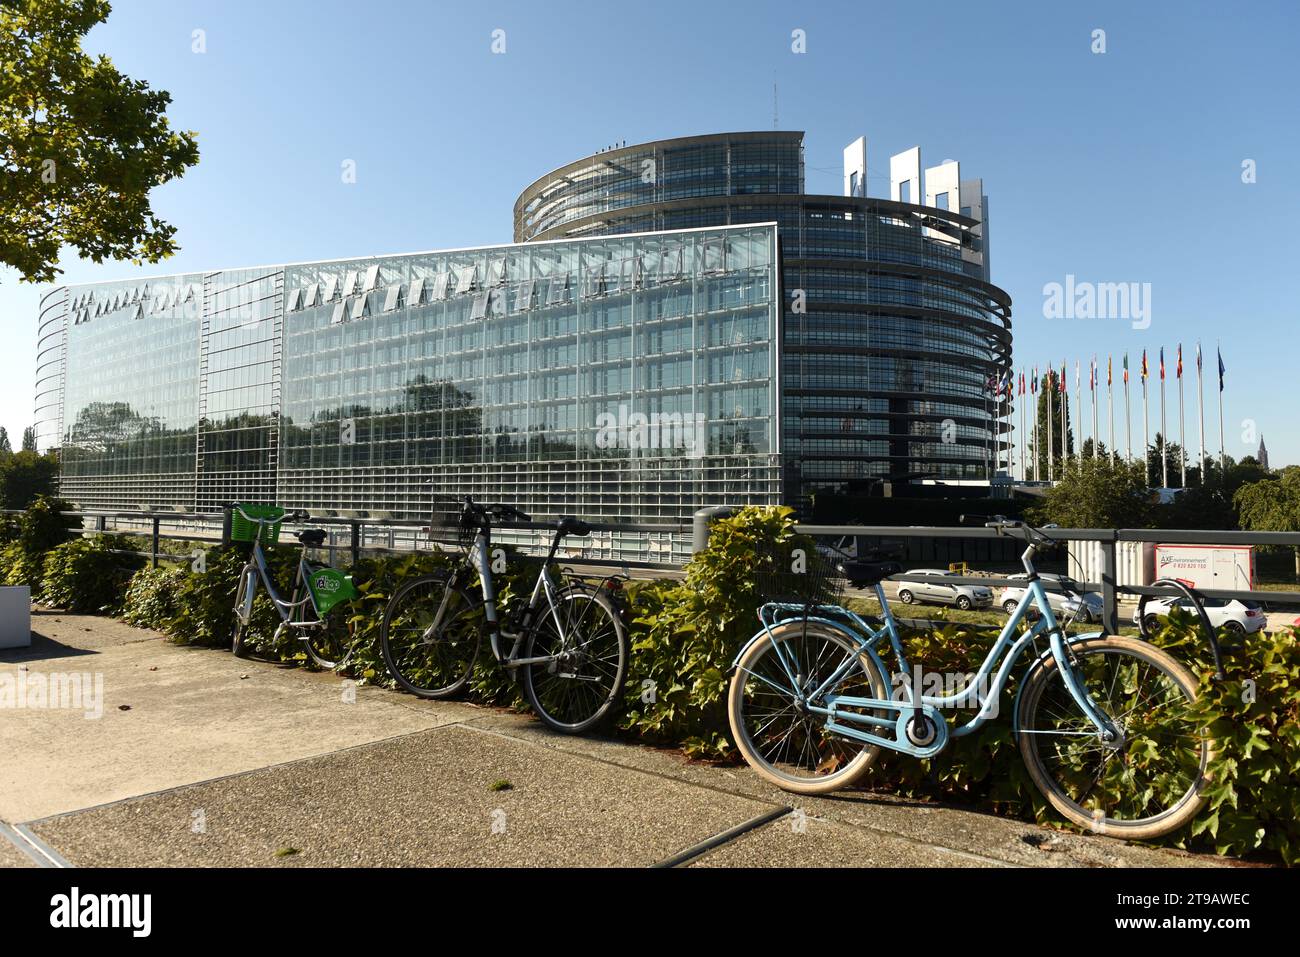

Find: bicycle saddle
839;560;901;587
557;516;591;537
295;529;328;547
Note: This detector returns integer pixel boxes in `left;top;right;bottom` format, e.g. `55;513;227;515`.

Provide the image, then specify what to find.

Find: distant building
1257;434;1269;470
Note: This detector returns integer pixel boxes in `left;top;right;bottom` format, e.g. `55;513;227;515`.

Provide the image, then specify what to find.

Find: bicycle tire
231;567;252;658
520;585;629;734
293;582;354;671
1017;635;1213;839
380;572;482;699
729;620;889;795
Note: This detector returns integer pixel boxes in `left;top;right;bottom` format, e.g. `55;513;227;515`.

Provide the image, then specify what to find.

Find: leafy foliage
0;0;200;283
0;494;76;593
0;450;60;509
619;505;801;757
1027;456;1154;528
40;532;141;612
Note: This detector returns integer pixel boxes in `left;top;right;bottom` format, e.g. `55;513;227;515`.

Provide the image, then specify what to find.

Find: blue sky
3;0;1297;466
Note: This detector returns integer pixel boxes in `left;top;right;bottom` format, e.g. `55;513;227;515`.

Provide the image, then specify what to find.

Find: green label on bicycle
308;567;358;615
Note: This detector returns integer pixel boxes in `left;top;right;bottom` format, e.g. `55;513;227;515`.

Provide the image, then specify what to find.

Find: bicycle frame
234;529;324;633
433;526;581;671
734;544;1121;759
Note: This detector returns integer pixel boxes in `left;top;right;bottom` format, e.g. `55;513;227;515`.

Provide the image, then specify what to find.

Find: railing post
221;506;232;547
151;516;160;569
350;521;361;566
1101;533;1119;634
692;506;734;554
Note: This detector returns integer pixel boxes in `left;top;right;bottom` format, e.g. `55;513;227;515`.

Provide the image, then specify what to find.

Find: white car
1000;574;1103;623
1134;596;1267;635
895;570;994;610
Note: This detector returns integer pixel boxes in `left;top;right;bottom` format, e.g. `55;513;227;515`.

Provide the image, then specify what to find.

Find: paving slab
690;813;999;868
0;613;479;822
456;712;1226;868
30;724;778;867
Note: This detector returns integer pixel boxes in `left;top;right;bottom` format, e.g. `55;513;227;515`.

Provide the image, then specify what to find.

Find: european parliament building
35;131;1012;527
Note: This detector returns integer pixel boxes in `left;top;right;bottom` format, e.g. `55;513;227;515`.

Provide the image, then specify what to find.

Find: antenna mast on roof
773;76;778;129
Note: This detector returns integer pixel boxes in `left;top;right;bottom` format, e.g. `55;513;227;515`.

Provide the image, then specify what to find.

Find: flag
1123;354;1129;384
1031;366;1038;393
1108;355;1113;387
1218;347;1226;391
1159;346;1165;381
1197;342;1203;372
1090;357;1096;391
1177;344;1183;379
1060;363;1067;393
1141;350;1148;381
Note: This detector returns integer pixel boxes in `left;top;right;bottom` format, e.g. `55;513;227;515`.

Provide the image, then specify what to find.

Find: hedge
4;503;1295;863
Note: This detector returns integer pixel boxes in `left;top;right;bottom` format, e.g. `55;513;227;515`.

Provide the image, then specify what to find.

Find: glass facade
41;224;782;524
516;132;1014;496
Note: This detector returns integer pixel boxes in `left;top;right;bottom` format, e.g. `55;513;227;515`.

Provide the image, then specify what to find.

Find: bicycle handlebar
434;496;532;525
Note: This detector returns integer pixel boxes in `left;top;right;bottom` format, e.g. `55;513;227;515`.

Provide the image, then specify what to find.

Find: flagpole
1047;371;1054;482
1108;357;1115;464
1178;346;1186;486
1019;373;1026;481
1218;342;1226;472
1197;342;1206;483
1092;358;1099;458
1160;349;1168;488
1142;353;1149;485
1074;362;1081;461
1061;363;1068;467
1124;355;1132;463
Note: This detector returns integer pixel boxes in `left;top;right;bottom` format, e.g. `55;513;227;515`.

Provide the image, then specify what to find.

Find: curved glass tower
515;131;1013;498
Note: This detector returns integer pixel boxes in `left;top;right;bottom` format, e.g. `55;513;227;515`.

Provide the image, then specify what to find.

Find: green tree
0;449;60;509
0;0;199;284
0;426;10;455
1145;432;1188;488
1026;456;1154;528
1234;466;1300;581
1029;369;1074;478
20;425;36;452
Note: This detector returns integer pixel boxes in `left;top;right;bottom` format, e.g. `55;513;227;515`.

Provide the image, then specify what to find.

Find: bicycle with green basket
228;504;358;669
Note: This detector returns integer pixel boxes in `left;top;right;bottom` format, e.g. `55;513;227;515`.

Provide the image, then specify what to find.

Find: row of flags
987;343;1229;487
991;345;1226;397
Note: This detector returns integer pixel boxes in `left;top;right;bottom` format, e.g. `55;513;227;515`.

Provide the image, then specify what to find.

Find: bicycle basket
430;506;475;547
229;504;284;545
752;542;847;609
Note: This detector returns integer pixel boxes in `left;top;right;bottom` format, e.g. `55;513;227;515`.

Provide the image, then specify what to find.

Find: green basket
229;504;285;545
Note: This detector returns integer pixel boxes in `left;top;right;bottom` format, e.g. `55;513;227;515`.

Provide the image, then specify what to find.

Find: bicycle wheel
291;583;353;671
521;585;629;734
231;567;253;658
728;620;889;795
1017;635;1212;840
379;573;482;699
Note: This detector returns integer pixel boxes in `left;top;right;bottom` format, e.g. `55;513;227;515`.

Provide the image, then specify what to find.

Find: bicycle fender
731;618;890;683
1011;630;1104;732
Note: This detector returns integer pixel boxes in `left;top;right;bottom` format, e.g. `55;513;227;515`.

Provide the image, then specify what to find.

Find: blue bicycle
727;517;1213;839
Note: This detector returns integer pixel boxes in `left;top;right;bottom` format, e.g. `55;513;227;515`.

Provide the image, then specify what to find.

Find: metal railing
1;507;692;573
788;523;1300;634
8;506;1299;635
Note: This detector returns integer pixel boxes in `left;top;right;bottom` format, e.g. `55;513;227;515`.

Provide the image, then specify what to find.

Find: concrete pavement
1;611;1229;868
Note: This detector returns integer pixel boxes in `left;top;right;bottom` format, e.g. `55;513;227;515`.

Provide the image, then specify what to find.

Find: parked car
999;573;1103;623
894;570;994;610
1134;596;1267;635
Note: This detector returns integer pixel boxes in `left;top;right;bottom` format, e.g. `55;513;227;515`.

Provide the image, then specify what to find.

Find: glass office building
516;132;1014;497
38;224;782;525
37;130;1013;526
